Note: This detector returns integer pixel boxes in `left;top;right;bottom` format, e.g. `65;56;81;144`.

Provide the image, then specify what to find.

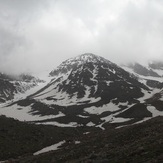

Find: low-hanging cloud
0;0;163;75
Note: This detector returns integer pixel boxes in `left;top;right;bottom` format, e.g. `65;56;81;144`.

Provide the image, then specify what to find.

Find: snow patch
0;104;65;121
138;89;160;103
77;115;89;118
36;121;81;127
147;106;163;117
86;121;95;127
101;115;131;124
84;102;121;115
74;141;81;144
34;140;65;155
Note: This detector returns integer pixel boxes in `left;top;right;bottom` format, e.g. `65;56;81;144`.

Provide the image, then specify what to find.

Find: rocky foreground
0;116;162;163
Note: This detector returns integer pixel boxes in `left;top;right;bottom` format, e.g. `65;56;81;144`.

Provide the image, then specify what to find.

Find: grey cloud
0;26;25;56
0;0;163;74
96;0;163;63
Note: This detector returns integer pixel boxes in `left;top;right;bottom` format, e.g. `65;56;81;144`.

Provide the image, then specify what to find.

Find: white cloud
0;0;163;74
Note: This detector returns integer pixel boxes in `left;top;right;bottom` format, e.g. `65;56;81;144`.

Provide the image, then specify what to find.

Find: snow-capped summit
71;53;111;64
31;53;148;106
49;53;111;77
1;54;163;129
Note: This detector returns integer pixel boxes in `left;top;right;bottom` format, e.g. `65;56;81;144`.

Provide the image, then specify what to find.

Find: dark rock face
0;79;16;102
146;80;163;89
31;53;149;105
0;72;43;103
116;103;152;118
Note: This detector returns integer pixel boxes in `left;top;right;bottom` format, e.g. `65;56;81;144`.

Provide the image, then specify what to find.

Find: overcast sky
0;0;163;75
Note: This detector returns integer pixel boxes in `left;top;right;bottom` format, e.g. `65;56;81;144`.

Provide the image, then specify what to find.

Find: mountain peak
63;53;109;65
32;53;149;107
75;53;110;63
76;53;100;61
49;53;111;76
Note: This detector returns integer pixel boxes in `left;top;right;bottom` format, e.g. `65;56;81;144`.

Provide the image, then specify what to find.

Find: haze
0;0;163;75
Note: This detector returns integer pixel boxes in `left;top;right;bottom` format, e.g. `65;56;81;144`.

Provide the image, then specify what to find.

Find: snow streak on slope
34;140;66;155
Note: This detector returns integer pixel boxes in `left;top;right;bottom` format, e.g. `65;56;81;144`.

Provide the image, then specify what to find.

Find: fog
0;0;163;75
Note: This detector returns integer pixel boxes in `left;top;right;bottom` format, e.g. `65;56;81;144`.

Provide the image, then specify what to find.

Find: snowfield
0;104;65;122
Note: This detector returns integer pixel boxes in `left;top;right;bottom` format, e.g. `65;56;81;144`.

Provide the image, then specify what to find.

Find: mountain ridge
1;53;162;130
0;53;162;129
0;72;44;103
49;53;112;77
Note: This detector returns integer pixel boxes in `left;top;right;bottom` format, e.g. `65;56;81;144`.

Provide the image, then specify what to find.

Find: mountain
1;53;162;129
0;54;163;162
31;53;149;104
125;62;160;77
122;62;163;89
0;72;44;103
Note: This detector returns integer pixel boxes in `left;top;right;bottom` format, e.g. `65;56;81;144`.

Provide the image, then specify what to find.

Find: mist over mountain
1;0;163;75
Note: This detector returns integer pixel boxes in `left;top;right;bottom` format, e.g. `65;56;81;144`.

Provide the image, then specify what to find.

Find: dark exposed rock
0;72;44;103
127;63;160;77
146;80;163;89
116;103;152;118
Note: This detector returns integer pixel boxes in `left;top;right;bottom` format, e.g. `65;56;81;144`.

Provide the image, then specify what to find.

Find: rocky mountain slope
122;61;163;89
0;72;44;103
31;53;149;104
1;53;162;129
